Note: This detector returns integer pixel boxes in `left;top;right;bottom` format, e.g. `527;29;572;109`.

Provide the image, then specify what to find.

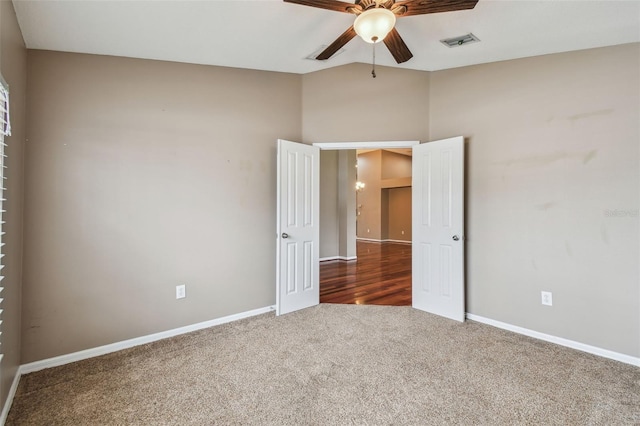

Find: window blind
0;77;10;367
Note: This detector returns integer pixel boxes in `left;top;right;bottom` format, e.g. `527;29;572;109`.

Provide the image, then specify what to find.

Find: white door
412;136;465;322
276;139;320;316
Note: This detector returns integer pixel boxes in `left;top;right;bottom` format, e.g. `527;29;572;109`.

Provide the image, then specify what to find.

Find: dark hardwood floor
320;240;412;306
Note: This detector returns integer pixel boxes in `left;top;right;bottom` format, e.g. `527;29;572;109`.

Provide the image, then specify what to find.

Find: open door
412;137;465;322
276;139;320;315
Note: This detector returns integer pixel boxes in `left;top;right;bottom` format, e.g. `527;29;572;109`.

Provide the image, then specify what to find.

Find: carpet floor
7;304;640;425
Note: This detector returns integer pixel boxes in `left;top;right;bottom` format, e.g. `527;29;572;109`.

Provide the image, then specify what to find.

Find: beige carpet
7;304;640;425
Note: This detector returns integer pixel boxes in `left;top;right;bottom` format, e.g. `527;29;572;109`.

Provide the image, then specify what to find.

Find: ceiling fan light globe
354;8;396;44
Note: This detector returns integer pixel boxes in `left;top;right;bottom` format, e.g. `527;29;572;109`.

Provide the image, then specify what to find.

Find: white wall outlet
541;291;552;306
367;228;370;233
401;230;405;235
176;284;186;299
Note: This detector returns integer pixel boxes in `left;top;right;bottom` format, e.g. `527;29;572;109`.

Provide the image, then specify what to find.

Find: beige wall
319;150;339;258
302;63;430;143
356;150;412;241
430;44;640;357
381;150;412;180
22;51;302;362
0;0;25;412
320;150;358;259
356;150;382;239
337;150;357;258
381;151;411;241
387;187;412;241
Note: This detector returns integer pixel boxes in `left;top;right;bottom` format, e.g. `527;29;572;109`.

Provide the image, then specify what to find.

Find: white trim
21;305;275;374
356;238;411;244
0;365;21;426
319;256;357;262
313;141;420;150
466;313;640;367
383;239;412;244
356;237;383;243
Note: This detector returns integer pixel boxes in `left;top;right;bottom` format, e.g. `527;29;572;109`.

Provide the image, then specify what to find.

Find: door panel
412;136;465;322
276;139;320;315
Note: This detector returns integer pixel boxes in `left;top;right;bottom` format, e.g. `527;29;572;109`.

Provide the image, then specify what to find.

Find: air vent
440;33;480;48
306;45;346;60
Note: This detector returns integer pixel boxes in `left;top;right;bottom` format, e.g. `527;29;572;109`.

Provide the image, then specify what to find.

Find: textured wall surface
22;51;302;362
430;44;640;357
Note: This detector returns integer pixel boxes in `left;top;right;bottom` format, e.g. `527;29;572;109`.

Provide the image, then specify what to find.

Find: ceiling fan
284;0;479;64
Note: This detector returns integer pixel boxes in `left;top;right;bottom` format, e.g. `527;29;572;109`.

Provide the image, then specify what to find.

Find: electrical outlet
541;291;552;306
401;230;405;235
367;228;370;233
176;284;186;299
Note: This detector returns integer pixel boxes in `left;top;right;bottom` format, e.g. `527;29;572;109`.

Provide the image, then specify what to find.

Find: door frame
313;141;420;151
313;140;420;302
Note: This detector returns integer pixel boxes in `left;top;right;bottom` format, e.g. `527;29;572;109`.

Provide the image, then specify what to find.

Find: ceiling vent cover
440;33;480;48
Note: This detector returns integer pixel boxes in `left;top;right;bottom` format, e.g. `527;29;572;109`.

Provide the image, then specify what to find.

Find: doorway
316;143;417;306
277;137;465;322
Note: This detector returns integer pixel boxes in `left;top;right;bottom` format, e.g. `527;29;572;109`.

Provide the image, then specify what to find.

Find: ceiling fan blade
392;0;478;17
284;0;361;14
383;28;413;63
316;26;357;60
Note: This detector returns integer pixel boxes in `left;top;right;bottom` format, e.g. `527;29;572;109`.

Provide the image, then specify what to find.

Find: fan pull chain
372;42;377;78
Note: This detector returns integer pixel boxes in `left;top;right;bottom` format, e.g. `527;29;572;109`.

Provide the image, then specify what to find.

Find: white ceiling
12;0;640;74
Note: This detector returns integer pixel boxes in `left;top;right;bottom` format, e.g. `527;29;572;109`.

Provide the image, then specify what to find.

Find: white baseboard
356;238;411;244
0;366;22;426
319;256;357;262
466;313;640;367
20;305;275;375
383;239;412;244
2;305;273;424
